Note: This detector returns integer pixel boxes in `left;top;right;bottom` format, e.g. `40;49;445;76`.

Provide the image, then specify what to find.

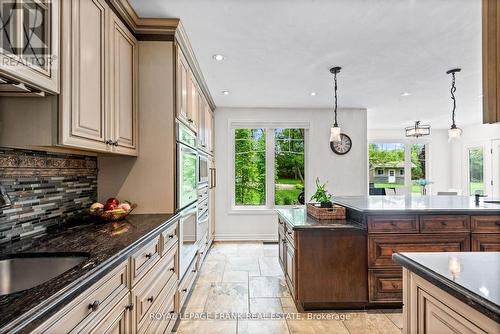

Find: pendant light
329;67;342;143
446;68;462;141
405;120;431;138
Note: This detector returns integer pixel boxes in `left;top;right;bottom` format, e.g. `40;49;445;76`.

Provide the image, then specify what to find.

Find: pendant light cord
450;72;457;128
333;72;338;127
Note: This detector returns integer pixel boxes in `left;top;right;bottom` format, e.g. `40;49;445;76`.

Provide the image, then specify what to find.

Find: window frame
367;140;430;195
228;121;310;214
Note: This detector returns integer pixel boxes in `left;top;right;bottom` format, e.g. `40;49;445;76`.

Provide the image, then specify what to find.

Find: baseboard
215;233;277;242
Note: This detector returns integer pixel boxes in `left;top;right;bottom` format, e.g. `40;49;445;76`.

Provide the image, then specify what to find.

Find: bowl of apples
89;198;137;222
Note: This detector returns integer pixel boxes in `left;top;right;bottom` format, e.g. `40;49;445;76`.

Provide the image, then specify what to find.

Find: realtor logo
0;0;53;68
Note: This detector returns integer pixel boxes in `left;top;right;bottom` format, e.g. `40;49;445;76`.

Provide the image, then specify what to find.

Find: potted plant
310;178;333;208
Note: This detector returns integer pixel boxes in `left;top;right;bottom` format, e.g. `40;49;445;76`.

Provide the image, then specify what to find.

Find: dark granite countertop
393;252;500;323
0;213;178;333
276;207;365;230
333;195;500;214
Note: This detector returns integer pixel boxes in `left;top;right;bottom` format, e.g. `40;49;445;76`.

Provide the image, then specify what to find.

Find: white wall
214;107;367;241
368;129;453;195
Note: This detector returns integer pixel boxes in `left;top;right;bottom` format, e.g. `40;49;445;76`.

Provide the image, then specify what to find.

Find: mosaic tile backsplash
0;148;97;243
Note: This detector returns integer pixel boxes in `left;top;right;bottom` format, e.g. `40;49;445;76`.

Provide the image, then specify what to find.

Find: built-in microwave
198;152;209;186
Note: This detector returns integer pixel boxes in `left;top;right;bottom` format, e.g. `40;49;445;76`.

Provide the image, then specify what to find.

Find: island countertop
393;252;500;323
276;207;365;230
333;195;500;214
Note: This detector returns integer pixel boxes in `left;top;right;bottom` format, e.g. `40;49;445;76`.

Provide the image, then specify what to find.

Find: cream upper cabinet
188;71;199;131
59;0;138;156
109;11;138;155
197;89;206;149
206;106;214;155
59;0;109;152
0;0;60;94
176;50;190;125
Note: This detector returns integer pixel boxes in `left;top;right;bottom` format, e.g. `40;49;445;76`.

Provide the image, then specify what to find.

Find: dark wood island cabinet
277;196;500;310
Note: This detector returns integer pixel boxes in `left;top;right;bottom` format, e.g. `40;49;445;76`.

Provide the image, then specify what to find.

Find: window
232;124;307;209
369;143;405;189
468;148;484;195
411;144;426;193
275;129;305;205
234;128;266;206
369;142;428;194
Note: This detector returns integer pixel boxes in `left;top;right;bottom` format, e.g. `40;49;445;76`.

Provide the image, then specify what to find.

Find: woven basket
306;203;346;220
90;203;137;222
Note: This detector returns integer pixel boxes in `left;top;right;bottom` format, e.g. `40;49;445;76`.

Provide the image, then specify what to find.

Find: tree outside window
275;129;305;205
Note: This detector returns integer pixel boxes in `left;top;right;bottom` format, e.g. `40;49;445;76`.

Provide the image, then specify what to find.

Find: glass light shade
448;127;462;142
330;126;341;143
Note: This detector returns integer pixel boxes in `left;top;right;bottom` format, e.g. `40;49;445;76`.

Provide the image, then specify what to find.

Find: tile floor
174;242;403;334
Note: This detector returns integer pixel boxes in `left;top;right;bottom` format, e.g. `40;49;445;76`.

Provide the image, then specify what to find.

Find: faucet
0;186;11;209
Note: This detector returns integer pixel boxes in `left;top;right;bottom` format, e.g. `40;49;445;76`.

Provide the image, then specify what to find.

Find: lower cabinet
368;269;402;303
403;269;499;334
472;234;500;251
87;294;132;334
285;243;295;298
35;220;181;333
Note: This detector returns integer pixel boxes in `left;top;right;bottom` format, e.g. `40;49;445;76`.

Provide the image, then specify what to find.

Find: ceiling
129;0;482;129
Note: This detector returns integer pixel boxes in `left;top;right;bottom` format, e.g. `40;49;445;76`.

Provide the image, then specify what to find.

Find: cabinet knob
168;234;174;239
441;221;448;226
147;296;154;303
88;300;100;312
169;267;175;272
145;252;153;259
105;140;114;145
188;119;193;123
287;231;292;235
125;304;134;311
192;269;197;273
113;141;119;147
182;288;188;292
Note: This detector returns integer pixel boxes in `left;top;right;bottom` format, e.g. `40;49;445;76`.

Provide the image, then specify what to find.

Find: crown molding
108;0;216;110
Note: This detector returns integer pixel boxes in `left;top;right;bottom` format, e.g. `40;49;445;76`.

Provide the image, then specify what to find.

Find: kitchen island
393;252;500;333
277;196;500;310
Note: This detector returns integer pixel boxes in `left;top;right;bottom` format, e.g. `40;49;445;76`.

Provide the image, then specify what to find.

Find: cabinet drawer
130;238;161;286
368;269;402;303
471;234;500;252
198;232;209;268
133;246;177;328
138;274;177;334
285;228;295;243
367;216;419;234
471;216;500;233
178;258;198;310
36;260;128;333
278;218;285;235
160;221;178;256
368;234;470;268
419;215;470;233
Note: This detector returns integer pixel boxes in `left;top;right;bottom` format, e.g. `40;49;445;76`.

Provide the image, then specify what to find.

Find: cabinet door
205;105;212;153
176;50;189;123
471;234;500;251
197;90;206;148
210;112;215;155
60;0;109;152
109;12;138;156
278;222;285;272
188;72;198;132
285;244;295;297
0;0;60;93
88;294;131;334
208;158;216;241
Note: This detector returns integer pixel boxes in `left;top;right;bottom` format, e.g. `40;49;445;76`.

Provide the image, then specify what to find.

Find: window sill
228;207;278;215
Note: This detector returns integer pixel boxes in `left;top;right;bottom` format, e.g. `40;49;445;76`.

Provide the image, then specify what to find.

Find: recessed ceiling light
310;92;317;96
213;54;225;61
222;91;230;95
401;92;412;97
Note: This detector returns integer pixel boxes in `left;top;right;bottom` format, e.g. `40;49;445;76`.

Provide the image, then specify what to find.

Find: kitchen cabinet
402;268;499;334
471;215;500;251
285;242;295;298
86;294;131;334
208;157;216;244
59;0;138;155
0;0;60;94
483;0;499;124
109;11;139;155
176;50;198;132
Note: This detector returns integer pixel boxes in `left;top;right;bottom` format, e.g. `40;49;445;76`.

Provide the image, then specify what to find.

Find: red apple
104;202;118;211
106;198;120;206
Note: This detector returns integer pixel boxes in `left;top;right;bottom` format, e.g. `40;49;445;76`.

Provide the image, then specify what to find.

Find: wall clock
330;134;352;155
